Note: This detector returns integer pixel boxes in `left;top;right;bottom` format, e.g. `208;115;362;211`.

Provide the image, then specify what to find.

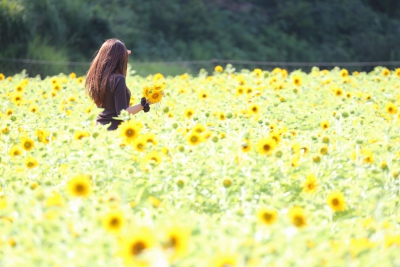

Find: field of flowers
1;65;400;267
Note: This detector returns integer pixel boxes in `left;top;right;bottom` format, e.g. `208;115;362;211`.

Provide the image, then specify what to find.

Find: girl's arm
126;104;144;115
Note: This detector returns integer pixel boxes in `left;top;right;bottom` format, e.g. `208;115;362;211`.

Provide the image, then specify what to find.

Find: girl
85;39;150;131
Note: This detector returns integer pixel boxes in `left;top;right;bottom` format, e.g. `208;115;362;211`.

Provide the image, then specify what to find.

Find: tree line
1;0;400;76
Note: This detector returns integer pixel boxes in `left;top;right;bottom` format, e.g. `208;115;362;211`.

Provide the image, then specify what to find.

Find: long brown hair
85;39;129;106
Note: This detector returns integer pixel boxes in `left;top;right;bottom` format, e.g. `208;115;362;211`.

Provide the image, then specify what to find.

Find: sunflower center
263;212;272;221
332;198;339;206
75;184;85;193
131;241;146;255
169;236;178;247
294;215;305;226
263;144;270;151
109;217;120;227
191;136;198;142
126;128;135;137
24;142;32;149
152;93;159;99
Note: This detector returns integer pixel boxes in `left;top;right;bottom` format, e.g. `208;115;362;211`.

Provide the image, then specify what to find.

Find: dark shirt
96;74;131;130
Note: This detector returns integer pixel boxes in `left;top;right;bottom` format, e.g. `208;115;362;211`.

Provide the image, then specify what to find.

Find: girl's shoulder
111;73;125;82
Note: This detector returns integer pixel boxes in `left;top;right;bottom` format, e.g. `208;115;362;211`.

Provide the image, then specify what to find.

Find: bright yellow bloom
210;253;238;267
215;65;223;72
327;191;346;212
340;69;348;78
256;208;278;225
187;132;203;146
248;103;260;115
382;68;390;77
74;130;90;140
292;75;302;86
67;175;92;198
302;174;318;193
288;206;307;228
45;192;64;207
25;156;38;169
21;137;35;151
9;145;22;157
184;108;194;119
118;121;142;143
101;210;125;234
163;226;190;260
119;227;157;266
256;138;276;156
385;102;398;115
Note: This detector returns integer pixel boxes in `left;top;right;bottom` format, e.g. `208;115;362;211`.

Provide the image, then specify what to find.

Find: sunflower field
1;65;400;267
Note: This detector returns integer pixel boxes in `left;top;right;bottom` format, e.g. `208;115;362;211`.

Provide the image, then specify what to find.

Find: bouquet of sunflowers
142;82;165;104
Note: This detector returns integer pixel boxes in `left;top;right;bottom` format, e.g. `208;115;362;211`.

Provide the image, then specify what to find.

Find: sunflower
382;68;390;77
74;130;90;140
256;208;278;225
218;112;226;120
119;121;141;143
187;132;203;146
241;141;251;153
256;138;276;156
25;156;38;169
385;102;398;115
192;123;206;134
36;129;53;144
395;68;400;77
288;206;307;228
9;145;22;157
21;137;34;151
67;175;92;198
101;210;125;234
210;253;237;267
163;226;190;260
144;151;162;165
11;94;23;105
327;191;346;212
320;121;330;130
148;90;163;104
236;86;244;95
119;227;156;266
319;146;328;155
334;88;343;97
6;109;13;116
29;104;38;113
253;68;263;76
143;133;157;145
292;75;302;86
142;85;151;98
215;65;223;73
15;84;24;93
269;132;281;144
340;69;348;78
45;192;64;207
198;90;209;100
184;108;194;119
0;73;4;80
302;174;318;193
69;72;76;79
248;104;260;115
134;137;146;152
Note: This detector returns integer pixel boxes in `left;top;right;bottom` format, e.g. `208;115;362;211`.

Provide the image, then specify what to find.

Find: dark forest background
1;0;400;76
